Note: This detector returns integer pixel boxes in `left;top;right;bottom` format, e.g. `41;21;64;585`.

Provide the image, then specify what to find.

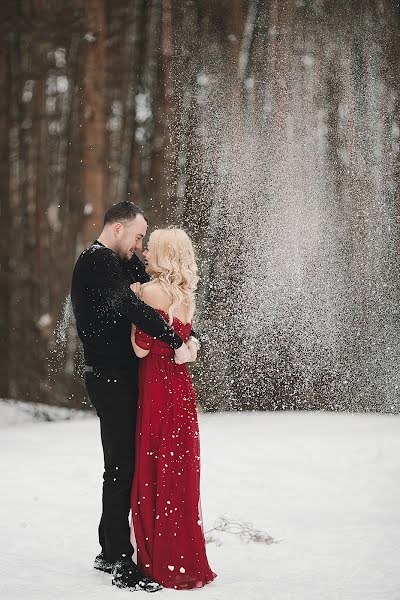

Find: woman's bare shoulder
141;282;170;310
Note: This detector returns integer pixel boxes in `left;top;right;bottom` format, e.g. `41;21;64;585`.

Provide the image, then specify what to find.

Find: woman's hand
186;337;199;362
130;282;141;295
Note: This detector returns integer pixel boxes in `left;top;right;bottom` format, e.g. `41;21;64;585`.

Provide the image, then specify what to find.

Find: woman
130;228;216;590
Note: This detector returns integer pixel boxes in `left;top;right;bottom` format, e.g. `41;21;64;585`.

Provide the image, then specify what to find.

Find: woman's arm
131;324;150;358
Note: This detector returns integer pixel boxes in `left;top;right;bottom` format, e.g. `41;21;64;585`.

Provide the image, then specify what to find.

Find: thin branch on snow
205;516;277;545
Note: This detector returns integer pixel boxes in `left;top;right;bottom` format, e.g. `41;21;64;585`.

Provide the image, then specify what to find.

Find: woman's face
143;239;156;276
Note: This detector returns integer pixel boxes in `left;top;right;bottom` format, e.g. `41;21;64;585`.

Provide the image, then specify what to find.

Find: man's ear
113;222;123;238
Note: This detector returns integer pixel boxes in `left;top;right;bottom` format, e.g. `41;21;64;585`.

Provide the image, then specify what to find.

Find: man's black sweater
71;241;183;370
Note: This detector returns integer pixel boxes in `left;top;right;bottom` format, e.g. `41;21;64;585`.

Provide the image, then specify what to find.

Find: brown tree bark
0;36;11;397
149;0;178;227
80;0;106;249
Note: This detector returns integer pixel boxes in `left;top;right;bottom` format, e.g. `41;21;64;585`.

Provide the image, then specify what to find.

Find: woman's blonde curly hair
142;228;199;324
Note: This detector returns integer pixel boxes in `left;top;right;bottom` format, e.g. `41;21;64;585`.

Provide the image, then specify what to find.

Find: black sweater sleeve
91;247;183;349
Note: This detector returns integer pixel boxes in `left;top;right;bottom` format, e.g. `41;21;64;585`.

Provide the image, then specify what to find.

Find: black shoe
112;559;162;592
94;552;115;574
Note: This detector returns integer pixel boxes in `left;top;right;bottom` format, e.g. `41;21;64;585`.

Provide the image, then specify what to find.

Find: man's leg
85;368;138;563
98;515;105;553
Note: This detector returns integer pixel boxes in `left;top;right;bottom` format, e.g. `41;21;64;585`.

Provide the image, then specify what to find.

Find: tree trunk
0;36;11;397
80;0;106;249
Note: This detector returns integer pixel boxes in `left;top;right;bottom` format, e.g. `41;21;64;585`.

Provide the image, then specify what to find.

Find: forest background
1;0;400;413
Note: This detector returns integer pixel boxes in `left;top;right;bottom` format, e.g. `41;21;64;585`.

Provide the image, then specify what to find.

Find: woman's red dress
131;310;216;590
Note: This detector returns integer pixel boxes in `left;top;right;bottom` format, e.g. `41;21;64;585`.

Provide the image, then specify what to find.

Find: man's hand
174;342;192;365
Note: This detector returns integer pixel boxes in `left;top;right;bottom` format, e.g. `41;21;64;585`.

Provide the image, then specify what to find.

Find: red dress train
130;310;216;590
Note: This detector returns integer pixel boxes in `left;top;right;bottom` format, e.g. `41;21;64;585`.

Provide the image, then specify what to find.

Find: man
71;201;196;591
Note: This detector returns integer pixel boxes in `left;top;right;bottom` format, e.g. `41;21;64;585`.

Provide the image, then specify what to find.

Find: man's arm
91;246;183;349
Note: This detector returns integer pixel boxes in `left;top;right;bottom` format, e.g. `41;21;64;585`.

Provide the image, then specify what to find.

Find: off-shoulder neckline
156;308;192;327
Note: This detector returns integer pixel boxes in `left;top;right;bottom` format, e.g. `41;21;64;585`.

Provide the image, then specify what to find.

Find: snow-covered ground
0;399;89;428
1;403;399;600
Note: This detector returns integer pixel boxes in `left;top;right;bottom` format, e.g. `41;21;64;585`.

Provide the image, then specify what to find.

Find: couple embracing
71;201;216;592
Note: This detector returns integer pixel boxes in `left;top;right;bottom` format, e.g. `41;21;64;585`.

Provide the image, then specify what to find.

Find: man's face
113;214;148;260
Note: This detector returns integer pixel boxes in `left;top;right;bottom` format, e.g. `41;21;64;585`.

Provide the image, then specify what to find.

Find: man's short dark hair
103;201;147;226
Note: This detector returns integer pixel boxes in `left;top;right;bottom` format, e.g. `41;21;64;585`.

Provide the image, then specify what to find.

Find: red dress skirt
131;310;216;590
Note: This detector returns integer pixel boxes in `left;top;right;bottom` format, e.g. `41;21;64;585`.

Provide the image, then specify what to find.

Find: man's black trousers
85;365;139;563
